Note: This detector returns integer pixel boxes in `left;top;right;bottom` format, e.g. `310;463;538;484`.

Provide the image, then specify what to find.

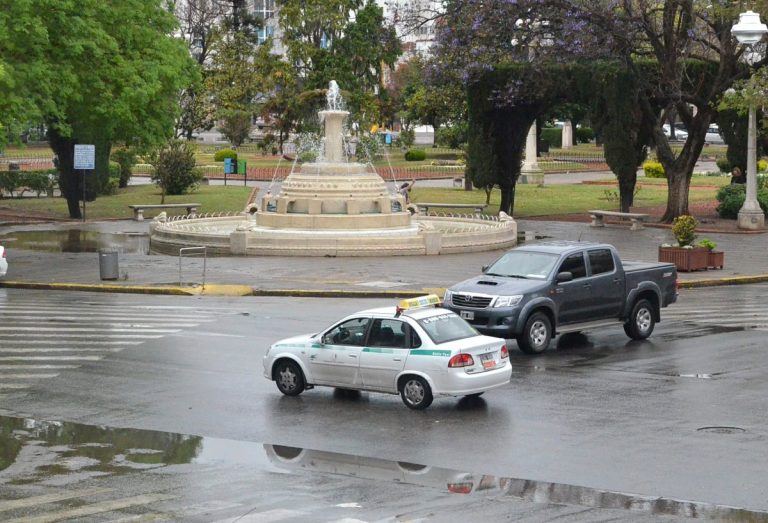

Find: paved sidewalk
1;217;766;297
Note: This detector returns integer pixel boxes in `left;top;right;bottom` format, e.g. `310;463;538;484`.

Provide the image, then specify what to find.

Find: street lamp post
732;10;768;230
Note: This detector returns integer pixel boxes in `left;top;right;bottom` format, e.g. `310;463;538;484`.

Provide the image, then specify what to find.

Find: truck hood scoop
477;280;498;285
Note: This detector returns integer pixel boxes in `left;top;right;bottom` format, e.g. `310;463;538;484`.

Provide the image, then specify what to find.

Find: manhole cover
696;426;746;434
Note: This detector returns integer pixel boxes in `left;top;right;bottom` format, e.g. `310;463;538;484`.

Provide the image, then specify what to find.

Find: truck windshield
417;313;479;344
485;251;559;280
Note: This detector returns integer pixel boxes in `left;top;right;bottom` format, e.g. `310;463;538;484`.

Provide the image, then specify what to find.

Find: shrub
698;238;717;250
395;128;415;149
111;148;136;188
21;170;57;197
672;215;698;246
435;124;467;149
355;134;383;162
760;159;768;173
404;149;427;161
214;148;237;162
716;158;730;173
643;161;665;178
261;133;276;155
576;127;595;143
298;151;317;163
716;183;768;218
150;140;201;198
540;127;562;148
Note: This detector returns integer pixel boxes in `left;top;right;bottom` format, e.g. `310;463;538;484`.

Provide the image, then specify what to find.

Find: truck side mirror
556;271;573;283
481;265;489;273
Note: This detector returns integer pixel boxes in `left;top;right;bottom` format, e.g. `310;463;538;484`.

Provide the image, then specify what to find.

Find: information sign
74;144;96;170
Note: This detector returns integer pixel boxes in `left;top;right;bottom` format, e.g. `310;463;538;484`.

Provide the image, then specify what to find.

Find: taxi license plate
460;311;474;320
480;352;495;369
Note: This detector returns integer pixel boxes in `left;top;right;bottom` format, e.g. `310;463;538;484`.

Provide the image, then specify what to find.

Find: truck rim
531;320;548;347
636;308;651;333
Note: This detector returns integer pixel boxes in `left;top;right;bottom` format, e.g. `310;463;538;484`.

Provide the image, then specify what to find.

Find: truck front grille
451;293;493;309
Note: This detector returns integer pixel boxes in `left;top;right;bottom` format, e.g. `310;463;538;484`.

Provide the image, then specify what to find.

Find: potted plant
698;238;724;269
658;215;709;271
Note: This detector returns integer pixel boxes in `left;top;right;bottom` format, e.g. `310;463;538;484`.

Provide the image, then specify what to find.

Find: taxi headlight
494;295;523;307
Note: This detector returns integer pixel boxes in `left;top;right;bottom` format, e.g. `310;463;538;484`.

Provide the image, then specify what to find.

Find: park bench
588;210;650;231
416;202;488;214
128;203;201;221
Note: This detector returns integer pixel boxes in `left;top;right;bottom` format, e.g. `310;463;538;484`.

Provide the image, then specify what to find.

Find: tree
428;0;768;222
150;140;200;203
278;0;401;128
0;0;197;219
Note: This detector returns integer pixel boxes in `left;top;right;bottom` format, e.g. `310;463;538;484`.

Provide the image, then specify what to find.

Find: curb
0;281;443;298
2;277;768;297
677;274;768;288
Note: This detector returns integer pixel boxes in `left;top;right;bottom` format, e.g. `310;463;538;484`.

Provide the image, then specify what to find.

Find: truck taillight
500;345;508;359
448;353;474;368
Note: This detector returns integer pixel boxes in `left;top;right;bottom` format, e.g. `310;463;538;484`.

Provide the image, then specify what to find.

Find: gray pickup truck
443;241;678;354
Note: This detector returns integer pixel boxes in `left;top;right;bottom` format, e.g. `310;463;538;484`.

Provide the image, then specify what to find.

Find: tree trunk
618;171;637;212
47;127;82;219
661;169;692;222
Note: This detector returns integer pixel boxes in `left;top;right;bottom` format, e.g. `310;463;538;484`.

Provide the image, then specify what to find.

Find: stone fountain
149;81;517;256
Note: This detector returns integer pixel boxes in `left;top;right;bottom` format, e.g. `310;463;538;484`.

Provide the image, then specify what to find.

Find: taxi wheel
400;376;433;410
274;360;305;396
517;312;552;354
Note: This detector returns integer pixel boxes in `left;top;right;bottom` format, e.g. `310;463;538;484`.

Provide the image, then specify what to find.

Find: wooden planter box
658;246;710;272
707;250;725;270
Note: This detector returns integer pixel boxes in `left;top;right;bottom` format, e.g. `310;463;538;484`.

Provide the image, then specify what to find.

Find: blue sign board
74;144;95;170
224;157;234;174
385;133;392;145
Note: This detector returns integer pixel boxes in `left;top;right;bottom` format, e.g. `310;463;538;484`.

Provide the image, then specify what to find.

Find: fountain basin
149;214;517;257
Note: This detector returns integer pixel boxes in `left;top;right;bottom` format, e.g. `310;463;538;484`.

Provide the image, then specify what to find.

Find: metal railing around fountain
178;246;207;288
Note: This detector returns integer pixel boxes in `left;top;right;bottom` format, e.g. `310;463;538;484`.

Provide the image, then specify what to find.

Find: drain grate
696;426;746;434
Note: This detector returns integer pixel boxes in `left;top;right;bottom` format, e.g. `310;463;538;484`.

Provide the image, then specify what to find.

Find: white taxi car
263;295;512;409
0;245;7;278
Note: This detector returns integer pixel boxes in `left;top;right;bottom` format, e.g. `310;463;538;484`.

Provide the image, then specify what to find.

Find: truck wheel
624;299;655;340
517;312;552;354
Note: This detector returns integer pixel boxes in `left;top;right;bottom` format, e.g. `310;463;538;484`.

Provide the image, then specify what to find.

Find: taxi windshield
416;313;478;344
484;251;559;280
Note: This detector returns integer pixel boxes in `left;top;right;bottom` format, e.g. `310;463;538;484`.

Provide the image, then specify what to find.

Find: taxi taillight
447;482;473;494
500;345;508;359
448;353;474;368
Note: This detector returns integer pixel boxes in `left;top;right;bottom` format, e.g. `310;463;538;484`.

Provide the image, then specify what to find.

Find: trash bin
98;248;119;280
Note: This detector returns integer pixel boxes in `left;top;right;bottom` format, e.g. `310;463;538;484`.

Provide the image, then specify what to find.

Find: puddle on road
0;230;149;254
1;414;766;520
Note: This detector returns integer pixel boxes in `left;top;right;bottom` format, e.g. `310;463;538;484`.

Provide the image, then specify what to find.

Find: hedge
0;169;58;198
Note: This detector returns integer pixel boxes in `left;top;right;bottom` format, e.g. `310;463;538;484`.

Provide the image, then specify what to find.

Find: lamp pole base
737;208;765;230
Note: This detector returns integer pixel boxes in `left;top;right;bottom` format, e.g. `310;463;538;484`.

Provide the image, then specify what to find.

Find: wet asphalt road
1;286;768;521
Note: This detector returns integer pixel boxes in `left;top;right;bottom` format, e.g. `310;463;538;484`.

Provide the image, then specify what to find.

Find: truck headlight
443;290;453;304
494;295;523;307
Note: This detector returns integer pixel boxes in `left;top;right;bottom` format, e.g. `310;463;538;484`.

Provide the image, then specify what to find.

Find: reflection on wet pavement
1;415;767;521
0;230;149;254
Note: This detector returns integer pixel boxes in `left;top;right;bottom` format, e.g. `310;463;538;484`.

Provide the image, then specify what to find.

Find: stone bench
416;202;488;214
588;210;650;230
128;203;201;221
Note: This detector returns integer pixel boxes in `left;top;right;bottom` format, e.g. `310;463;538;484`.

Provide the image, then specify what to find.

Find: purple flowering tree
424;0;768;222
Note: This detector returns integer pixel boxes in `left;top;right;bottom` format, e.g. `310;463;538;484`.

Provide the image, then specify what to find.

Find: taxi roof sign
397;294;441;312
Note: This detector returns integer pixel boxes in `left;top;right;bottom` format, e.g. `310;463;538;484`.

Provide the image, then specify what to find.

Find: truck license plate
460;311;474;320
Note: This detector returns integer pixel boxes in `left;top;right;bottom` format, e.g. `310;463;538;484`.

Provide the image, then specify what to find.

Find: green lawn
1;175;724;220
0;184;252;220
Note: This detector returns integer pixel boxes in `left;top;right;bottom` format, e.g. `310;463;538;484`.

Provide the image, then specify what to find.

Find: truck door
553;252;592;324
586;248;624;319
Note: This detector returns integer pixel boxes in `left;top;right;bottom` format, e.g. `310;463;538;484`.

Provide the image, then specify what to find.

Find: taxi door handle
393;357;402;362
348;354;358;358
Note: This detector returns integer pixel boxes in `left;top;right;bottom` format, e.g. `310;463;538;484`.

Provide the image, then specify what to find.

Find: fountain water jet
149;81;517;256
